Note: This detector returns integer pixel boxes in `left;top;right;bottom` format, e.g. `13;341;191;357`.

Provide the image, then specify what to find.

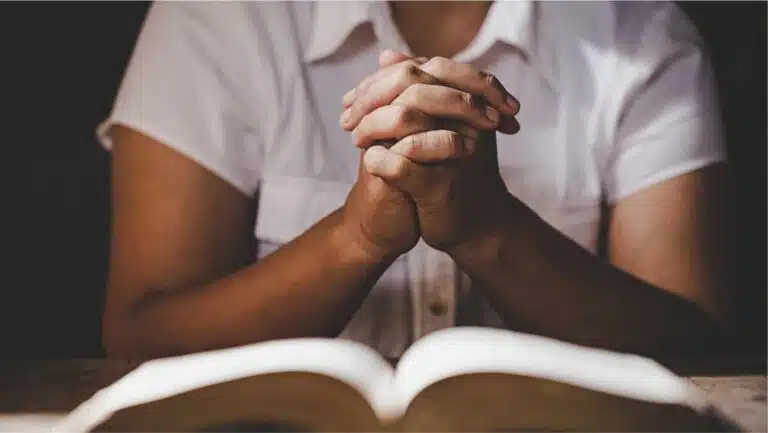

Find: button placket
408;240;458;342
407;239;428;341
422;246;456;335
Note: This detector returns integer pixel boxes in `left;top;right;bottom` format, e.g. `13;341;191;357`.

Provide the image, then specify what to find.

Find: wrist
330;208;401;267
447;194;526;271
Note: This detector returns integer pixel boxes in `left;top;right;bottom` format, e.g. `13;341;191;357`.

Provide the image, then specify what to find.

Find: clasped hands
341;50;523;263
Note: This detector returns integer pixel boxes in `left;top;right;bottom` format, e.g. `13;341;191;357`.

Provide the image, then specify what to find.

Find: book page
391;327;710;415
53;339;396;433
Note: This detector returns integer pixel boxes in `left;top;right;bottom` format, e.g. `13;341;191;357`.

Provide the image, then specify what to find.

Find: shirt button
428;301;447;316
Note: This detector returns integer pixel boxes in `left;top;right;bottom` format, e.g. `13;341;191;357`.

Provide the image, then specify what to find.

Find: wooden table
0;359;764;432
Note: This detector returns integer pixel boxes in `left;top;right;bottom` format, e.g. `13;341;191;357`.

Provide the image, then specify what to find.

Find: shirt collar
304;1;537;63
461;0;535;62
304;1;378;63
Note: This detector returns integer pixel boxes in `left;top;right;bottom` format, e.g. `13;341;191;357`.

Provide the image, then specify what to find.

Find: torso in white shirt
102;1;725;358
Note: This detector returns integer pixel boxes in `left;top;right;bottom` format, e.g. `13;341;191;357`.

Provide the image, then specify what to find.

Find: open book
54;327;730;432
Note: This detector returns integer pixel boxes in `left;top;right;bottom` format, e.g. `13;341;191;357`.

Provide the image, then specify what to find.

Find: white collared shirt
100;1;725;359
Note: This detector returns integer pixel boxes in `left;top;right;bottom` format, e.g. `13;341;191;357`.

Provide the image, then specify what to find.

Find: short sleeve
603;4;726;203
98;2;263;196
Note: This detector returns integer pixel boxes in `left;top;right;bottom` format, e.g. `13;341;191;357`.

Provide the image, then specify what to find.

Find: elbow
102;300;159;359
687;290;737;354
101;287;174;359
665;300;731;357
101;296;200;360
102;310;140;359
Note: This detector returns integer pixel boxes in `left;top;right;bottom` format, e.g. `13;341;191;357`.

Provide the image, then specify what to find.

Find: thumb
363;145;429;198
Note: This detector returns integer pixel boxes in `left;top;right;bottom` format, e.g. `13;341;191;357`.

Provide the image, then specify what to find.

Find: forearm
105;208;392;359
449;199;723;357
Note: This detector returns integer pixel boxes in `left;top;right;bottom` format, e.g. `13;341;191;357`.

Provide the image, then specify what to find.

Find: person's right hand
340;150;420;263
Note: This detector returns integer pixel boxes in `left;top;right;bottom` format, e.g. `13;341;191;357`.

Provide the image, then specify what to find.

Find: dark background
1;2;765;358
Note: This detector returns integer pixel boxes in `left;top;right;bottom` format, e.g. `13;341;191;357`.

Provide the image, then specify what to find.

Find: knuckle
401;83;427;101
424;56;450;73
441;131;463;155
392;156;411;179
404;59;423;69
408;133;428;153
397;63;423;83
454;90;477;110
393;106;420;129
480;70;499;87
401;133;428;159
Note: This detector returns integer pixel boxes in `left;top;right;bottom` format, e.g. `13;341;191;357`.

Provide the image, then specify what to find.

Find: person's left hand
344;51;525;255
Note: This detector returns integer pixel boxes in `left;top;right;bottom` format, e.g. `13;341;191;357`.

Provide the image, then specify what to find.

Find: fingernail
506;95;519;113
485;106;500;123
462;137;477;155
340;109;351;127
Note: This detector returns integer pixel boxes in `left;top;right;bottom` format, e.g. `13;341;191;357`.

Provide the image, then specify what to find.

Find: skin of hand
341;150;420;262
342;51;730;357
342;50;523;253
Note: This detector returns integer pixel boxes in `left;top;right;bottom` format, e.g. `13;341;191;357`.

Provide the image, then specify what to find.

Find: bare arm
103;126;396;359
338;52;730;356
450;165;730;357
